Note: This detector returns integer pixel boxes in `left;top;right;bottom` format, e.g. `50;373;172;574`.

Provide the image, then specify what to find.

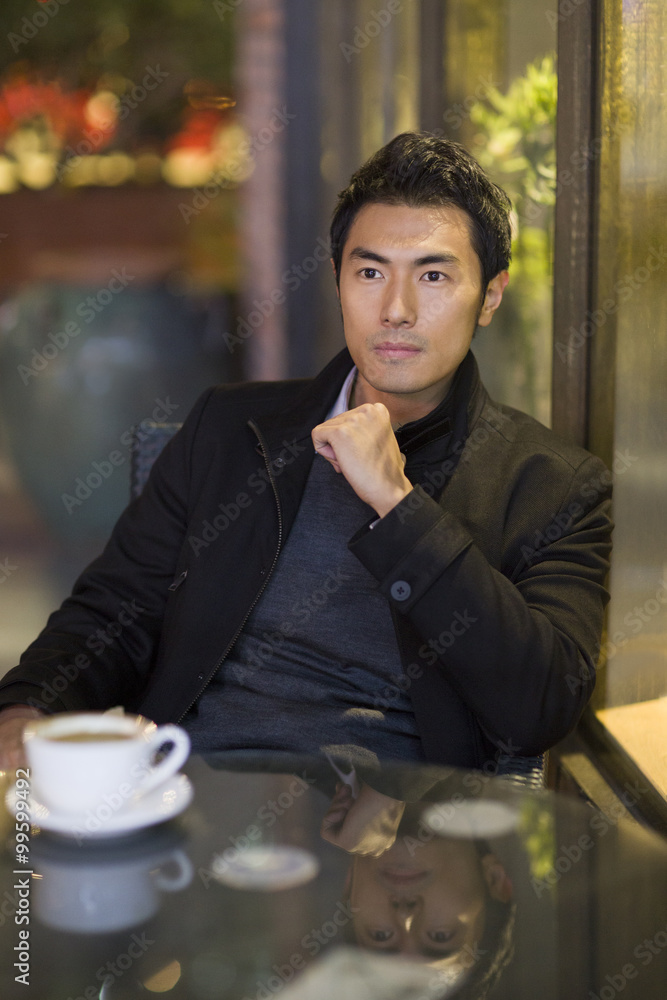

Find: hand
0;706;45;771
320;780;406;857
311;403;413;517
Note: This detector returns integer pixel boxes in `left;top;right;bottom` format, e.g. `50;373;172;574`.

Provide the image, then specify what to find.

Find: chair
129;420;548;788
129;422;182;499
496;751;547;790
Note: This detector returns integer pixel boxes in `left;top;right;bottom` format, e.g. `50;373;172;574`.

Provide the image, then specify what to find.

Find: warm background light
142;960;182;993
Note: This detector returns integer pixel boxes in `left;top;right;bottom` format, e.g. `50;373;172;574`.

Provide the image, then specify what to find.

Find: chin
364;373;429;395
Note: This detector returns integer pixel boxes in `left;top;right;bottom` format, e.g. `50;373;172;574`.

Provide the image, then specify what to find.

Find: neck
350;372;455;429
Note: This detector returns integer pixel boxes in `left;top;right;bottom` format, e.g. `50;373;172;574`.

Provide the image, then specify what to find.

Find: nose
391;895;420;915
381;277;417;328
391;895;421;932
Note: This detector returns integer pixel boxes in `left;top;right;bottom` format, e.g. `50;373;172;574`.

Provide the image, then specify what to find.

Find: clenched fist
311;402;413;517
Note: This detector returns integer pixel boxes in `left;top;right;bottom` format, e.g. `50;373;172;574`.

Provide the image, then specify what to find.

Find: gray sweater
183;453;425;761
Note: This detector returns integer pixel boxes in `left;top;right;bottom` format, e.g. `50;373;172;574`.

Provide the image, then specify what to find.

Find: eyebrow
347;247;462;268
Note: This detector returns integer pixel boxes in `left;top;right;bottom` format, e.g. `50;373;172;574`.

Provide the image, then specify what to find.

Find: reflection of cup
24;712;190;816
33;840;194;933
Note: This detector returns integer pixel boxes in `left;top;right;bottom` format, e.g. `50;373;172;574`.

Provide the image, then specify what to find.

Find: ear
481;852;513;903
477;270;509;328
331;258;340;300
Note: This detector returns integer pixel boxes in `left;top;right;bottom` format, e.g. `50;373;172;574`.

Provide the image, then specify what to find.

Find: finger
321;807;347;830
321;807;349;835
321;795;352;831
311;429;342;466
315;451;342;474
328;784;352;809
372;402;390;419
0;742;25;771
355;845;385;858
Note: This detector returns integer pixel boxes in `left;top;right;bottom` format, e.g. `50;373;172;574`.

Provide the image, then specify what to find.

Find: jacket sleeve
0;388;215;716
348;454;613;756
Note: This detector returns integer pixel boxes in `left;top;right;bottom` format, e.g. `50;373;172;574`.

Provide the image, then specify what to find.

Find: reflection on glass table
1;752;666;1000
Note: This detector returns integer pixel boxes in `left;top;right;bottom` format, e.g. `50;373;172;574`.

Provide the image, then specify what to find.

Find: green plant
467;55;557;423
470;54;557;231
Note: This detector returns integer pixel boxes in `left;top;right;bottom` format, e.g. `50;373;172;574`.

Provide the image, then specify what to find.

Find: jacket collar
251;348;356;452
252;346;487;464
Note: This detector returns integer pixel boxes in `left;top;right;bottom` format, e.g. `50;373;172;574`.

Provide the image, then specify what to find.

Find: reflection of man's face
349;825;510;967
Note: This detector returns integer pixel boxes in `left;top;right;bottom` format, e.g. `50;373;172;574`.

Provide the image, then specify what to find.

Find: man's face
336;202;508;418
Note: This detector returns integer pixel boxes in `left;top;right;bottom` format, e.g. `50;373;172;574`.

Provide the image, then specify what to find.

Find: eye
423;270;446;282
427;929;456;943
361;267;382;279
369;929;394;942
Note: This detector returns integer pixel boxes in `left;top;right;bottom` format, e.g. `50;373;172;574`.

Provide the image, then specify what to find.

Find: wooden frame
551;0;600;448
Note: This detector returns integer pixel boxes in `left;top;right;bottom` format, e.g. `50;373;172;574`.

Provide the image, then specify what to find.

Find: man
0;133;613;770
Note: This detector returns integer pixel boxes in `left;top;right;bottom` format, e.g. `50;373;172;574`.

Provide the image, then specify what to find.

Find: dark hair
456;898;516;1000
330;131;512;292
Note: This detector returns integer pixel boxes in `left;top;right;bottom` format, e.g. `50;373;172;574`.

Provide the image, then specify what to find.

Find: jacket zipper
168;570;188;592
176;420;284;722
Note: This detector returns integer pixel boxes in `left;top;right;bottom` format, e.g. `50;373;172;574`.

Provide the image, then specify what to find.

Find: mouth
373;342;422;360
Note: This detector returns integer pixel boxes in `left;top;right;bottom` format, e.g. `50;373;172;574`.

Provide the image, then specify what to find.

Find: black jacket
0;349;613;768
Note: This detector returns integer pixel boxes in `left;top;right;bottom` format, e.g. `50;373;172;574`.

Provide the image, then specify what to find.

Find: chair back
130;422;182;499
496;751;547;789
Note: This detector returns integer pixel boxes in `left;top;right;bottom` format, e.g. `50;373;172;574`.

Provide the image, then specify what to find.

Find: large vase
0;281;232;574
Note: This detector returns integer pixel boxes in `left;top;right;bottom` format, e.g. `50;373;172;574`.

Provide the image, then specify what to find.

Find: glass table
1;752;666;999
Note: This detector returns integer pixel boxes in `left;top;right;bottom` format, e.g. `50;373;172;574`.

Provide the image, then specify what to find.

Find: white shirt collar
326;366;357;419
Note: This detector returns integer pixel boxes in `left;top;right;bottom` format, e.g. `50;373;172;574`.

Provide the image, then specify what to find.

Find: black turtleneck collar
393;350;478;462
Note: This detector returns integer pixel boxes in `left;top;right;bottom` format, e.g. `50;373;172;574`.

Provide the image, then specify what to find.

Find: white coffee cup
24;712;190;817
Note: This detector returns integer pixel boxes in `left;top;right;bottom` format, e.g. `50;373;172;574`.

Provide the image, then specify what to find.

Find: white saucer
423;799;520;839
6;773;193;840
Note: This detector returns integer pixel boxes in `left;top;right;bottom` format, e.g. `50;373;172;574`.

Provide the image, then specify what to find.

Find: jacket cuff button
390;580;411;601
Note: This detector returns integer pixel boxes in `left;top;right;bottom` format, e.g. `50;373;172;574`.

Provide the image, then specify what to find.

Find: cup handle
153;850;194;892
138;724;190;796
